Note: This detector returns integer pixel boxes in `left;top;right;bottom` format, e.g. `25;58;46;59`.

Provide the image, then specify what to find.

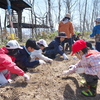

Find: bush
47;32;58;40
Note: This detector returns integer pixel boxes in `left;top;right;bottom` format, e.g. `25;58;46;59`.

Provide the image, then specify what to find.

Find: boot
81;84;97;97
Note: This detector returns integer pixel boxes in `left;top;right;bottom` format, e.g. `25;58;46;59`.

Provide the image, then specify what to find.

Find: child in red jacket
0;40;29;85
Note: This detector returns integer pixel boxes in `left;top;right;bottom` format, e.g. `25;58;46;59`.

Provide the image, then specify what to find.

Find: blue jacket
15;46;39;68
90;24;100;37
44;37;64;57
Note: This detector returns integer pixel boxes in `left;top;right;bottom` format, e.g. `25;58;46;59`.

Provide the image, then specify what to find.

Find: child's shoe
81;89;96;97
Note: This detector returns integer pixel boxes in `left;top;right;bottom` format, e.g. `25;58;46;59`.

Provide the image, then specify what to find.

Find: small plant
48;32;58;40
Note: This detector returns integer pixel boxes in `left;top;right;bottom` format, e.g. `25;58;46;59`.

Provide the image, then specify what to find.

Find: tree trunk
48;0;53;31
58;0;61;22
82;0;87;36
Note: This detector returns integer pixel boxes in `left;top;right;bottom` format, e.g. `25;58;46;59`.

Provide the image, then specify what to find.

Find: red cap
71;40;87;55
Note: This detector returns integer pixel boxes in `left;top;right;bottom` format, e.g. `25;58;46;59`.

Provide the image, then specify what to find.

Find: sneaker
81;89;96;97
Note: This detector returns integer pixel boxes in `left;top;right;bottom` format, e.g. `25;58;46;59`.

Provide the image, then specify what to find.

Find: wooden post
17;10;23;42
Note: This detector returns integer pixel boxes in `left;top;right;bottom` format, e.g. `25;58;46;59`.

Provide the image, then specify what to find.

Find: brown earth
0;53;100;100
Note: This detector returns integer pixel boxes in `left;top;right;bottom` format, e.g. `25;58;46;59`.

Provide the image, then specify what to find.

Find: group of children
0;32;69;85
0;31;100;97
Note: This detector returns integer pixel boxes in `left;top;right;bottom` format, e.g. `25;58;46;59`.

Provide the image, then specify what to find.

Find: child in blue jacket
15;39;46;71
42;33;68;60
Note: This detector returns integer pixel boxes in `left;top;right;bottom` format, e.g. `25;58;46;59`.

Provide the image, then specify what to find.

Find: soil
0;52;100;100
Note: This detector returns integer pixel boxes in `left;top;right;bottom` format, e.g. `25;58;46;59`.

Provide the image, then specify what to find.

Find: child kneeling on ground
30;39;53;62
63;40;100;97
15;39;46;72
40;32;69;60
0;40;29;85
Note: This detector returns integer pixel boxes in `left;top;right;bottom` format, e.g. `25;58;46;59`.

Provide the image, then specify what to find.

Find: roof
0;0;31;11
7;23;50;28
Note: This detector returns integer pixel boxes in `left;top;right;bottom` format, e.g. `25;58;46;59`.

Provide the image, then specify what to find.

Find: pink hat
71;40;87;55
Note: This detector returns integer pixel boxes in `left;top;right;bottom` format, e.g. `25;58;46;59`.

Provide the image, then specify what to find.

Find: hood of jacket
0;47;9;54
86;50;100;57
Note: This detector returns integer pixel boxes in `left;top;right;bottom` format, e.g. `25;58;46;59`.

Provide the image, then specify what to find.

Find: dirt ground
0;52;100;100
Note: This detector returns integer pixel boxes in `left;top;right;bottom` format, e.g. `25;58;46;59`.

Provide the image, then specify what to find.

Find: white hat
95;18;100;22
6;40;23;49
66;13;70;18
37;39;48;47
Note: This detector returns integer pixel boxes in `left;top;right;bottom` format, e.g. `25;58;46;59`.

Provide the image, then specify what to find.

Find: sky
0;0;61;31
23;0;61;30
0;0;99;34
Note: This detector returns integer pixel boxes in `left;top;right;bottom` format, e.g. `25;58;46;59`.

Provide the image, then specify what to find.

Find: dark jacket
43;37;64;59
15;46;39;71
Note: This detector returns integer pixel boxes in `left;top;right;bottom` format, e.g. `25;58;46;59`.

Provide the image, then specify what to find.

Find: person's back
90;24;100;37
90;18;100;52
43;37;61;59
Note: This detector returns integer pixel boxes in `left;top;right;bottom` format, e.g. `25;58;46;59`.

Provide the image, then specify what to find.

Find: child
63;40;100;97
0;40;29;85
15;39;46;72
37;39;48;55
37;39;48;50
30;39;53;62
42;32;69;60
74;33;82;41
86;41;97;50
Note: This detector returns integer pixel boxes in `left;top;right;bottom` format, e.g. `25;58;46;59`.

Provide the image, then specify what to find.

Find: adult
58;13;75;52
90;17;100;52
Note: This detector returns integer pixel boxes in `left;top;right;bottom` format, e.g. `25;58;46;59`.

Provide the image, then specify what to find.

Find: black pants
83;74;98;85
96;42;100;52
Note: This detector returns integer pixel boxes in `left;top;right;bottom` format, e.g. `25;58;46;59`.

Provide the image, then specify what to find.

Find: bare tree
47;0;53;31
79;0;82;32
31;0;35;38
58;0;61;22
82;0;87;35
23;0;100;35
90;0;100;30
